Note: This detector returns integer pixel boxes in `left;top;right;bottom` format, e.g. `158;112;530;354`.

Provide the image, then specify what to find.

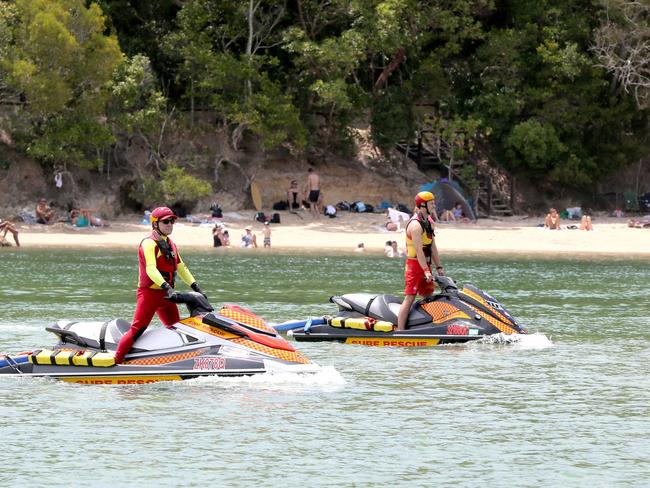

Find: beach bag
324;205;337;218
364;204;374;213
270;213;281;224
255;212;267;223
352;201;366;213
272;200;288;211
336;201;351;211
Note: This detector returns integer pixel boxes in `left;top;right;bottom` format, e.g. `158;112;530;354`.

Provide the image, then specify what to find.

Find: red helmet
151;206;178;223
415;191;435;207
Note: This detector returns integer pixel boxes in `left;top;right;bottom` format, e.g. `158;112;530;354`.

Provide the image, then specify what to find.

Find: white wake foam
186;364;346;389
477;332;553;349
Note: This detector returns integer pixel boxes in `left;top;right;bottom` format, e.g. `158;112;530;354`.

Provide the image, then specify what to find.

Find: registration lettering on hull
61;375;183;385
345;338;441;347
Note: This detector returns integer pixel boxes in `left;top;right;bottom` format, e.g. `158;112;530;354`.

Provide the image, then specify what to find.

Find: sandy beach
6;210;649;257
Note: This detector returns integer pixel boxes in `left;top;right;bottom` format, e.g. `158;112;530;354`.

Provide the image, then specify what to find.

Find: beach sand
7;210;649;257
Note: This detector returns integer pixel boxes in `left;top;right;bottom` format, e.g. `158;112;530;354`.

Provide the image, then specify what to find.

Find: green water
1;249;649;486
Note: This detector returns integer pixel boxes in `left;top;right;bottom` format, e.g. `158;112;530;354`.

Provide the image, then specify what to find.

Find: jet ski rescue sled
280;276;526;346
0;292;315;383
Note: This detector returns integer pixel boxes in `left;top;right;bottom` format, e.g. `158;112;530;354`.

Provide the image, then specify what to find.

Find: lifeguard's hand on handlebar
161;282;178;300
191;282;208;300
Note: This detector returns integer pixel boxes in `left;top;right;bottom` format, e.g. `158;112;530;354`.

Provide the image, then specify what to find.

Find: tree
107;54;170;176
593;0;650;109
165;0;306;151
1;0;123;168
461;0;648;188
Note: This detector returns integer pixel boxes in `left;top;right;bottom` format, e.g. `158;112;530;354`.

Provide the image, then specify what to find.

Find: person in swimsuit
240;226;258;248
0;219;19;246
35;198;55;225
305;167;321;218
262;221;272;247
113;206;206;364
287;180;300;210
544;207;561;230
212;223;224;247
580;210;593;231
397;191;444;331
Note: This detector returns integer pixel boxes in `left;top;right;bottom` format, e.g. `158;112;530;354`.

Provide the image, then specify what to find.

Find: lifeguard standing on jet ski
114;206;206;363
397;191;444;331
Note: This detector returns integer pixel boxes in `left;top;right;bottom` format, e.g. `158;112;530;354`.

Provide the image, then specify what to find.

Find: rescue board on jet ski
29;349;116;367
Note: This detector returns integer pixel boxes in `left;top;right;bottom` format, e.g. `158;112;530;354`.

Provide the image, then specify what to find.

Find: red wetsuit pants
114;287;180;364
404;258;434;296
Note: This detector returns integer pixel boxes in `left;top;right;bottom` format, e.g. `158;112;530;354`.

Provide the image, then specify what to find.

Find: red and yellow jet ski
276;276;527;346
0;293;316;383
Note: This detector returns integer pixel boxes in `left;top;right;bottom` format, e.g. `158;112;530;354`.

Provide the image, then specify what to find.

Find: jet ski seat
107;319;132;341
369;295;431;328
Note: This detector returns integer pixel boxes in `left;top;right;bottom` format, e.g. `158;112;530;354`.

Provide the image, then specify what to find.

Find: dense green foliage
129;166;212;211
0;0;648;196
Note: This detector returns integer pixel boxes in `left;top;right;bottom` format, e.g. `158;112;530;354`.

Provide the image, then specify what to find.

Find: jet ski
276;276;527;346
0;292;315;383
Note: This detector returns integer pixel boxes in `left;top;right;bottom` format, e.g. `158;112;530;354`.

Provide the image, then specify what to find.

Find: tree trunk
374;47;407;92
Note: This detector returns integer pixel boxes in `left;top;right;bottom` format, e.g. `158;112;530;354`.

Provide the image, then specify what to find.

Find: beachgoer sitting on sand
386;206;410;231
241;226;257;248
439;207;456;222
544;208;561;230
70;208;106;227
36;198;55;225
0;218;20;246
627;218;650;228
580;211;593;231
440;202;469;223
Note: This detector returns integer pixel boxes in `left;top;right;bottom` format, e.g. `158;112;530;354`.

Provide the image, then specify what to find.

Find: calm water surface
1;249;649;487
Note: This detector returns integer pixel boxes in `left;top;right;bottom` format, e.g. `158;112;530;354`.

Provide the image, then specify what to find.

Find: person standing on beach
114;206;206;364
262;221;272;247
397;191;444;331
305;167;321;218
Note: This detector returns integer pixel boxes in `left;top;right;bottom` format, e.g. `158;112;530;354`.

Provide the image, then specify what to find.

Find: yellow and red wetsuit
404;216;435;296
114;232;195;363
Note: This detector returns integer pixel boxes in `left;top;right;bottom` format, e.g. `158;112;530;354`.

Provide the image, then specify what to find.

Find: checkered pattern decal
421;301;470;324
219;305;276;333
464;304;517;334
124;348;208;365
231;338;311;364
461;289;517;333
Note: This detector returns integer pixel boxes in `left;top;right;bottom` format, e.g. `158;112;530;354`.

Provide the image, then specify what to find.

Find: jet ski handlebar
435;275;459;294
166;291;215;316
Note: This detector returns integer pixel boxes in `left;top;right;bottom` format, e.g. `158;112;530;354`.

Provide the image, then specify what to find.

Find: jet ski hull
289;324;484;345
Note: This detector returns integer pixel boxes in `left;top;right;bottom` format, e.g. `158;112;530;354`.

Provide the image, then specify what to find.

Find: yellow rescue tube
328;317;394;332
29;349;115;367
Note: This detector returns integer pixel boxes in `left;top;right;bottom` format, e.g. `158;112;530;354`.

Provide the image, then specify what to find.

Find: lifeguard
397;191;445;331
